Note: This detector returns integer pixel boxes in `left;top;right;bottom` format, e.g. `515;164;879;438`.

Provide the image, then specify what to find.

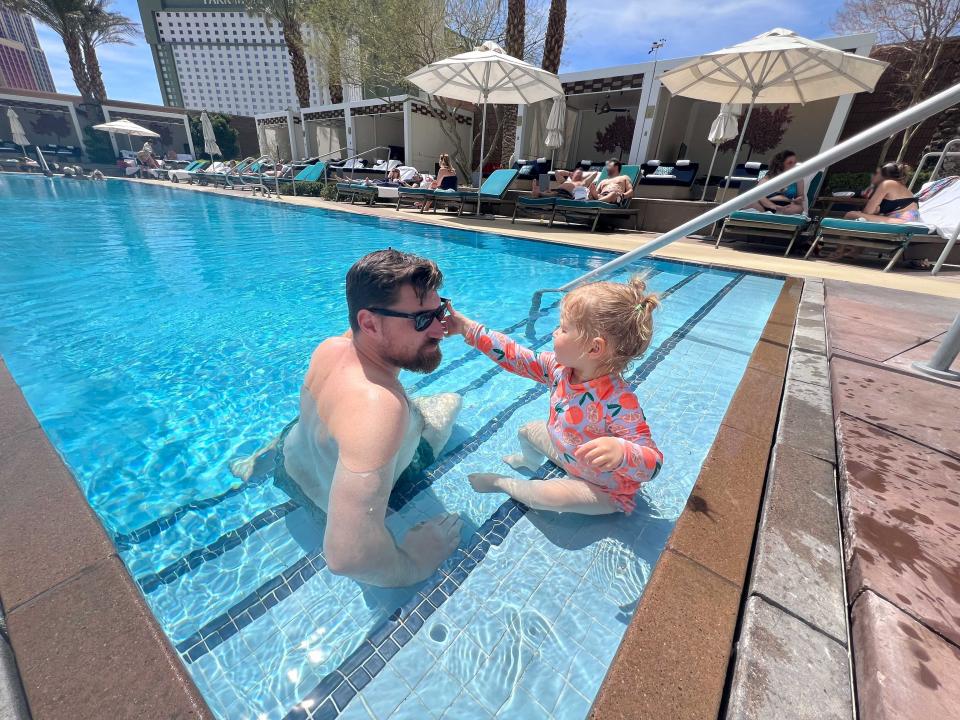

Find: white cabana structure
660;28;888;193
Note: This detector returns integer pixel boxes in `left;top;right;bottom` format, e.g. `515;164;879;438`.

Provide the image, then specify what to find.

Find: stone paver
726;596;852;720
776;377;835;463
0;360;37;442
831;355;960;459
837;414;960;647
750;445;846;643
823;291;951;358
787;347;830;387
852;591;960;720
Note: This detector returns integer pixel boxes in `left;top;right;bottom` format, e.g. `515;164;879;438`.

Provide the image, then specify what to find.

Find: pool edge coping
0;358;214;720
588;276;803;720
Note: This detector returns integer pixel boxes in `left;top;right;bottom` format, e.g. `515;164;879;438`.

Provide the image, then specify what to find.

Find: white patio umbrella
7;107;28;153
92;117;160;151
200;111;221;158
406;41;563;185
700;104;740;200
544;96;565;169
661;28;887;196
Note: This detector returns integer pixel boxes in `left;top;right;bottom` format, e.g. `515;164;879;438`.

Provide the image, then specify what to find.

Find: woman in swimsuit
745;150;806;215
530;166;599;199
844;162;920;224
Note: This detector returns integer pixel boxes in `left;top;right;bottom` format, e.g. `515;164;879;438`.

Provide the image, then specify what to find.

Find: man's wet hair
346;249;443;331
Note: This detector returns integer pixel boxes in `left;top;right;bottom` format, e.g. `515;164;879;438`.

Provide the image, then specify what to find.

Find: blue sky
34;0;849;106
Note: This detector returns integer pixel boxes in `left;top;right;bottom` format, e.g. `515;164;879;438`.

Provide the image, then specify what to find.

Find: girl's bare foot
469;473;506;493
503;453;540;472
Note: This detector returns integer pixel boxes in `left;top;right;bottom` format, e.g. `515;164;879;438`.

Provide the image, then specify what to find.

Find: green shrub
278;181;337;199
824;171;872;194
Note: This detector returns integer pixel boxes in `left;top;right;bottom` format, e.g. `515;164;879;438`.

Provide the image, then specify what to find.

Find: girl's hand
443;302;474;337
574;437;624;472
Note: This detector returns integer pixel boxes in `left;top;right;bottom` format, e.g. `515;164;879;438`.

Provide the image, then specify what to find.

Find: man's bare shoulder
330;385;408;470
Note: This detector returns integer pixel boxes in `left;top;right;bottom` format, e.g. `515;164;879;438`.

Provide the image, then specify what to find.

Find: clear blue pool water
0;173;783;720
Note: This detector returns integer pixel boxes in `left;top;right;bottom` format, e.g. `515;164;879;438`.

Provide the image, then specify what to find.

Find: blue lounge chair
438;168;520;216
278;161;326;185
512;168;608;224
804;217;937;272
550;165;642;232
396;174;458;212
716;171;824;255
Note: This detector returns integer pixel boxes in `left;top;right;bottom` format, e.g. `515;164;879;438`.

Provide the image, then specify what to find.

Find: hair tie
636;301;647;313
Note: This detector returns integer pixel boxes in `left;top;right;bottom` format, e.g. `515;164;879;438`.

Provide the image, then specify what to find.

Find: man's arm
323;389;460;587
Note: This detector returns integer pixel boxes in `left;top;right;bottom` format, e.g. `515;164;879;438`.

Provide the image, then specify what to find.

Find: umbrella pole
721;97;756;199
476;98;487;216
701;143;720;201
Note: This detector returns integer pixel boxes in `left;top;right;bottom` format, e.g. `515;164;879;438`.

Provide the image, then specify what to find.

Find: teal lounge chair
278;161;326;185
715;171;824;255
512;168;608;224
804;218;936;272
396;174;458;212
551;165;642;232
335;180;379;205
440;168;520;216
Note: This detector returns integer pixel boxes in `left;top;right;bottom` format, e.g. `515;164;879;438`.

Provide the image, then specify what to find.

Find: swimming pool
0;173;783;719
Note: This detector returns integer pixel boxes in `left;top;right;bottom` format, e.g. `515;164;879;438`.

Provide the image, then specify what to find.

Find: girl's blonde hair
561;274;659;376
439;153;452;170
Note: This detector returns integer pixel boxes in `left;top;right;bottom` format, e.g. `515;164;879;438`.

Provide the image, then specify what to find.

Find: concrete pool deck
0;177;957;719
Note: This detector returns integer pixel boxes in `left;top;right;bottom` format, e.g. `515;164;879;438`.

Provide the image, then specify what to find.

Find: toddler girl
445;276;662;515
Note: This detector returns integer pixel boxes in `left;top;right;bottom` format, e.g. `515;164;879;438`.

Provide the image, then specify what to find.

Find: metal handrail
524;81;960;337
255;154;281;197
34;146;52;176
908;138;960;190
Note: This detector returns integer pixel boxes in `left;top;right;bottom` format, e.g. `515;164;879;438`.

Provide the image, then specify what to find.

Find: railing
35;146;52;176
338;146;393;181
524;81;960;337
290;146;345;197
909;138;960;191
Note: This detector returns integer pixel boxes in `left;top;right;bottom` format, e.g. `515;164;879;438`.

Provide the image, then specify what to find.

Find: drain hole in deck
429;623;448;643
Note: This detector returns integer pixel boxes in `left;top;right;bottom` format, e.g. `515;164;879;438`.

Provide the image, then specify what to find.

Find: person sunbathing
844;162;919;224
590;159;634;204
530;166;600;199
744;150;806;215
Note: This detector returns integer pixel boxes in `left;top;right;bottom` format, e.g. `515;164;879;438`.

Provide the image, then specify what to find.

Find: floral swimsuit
467;324;663;513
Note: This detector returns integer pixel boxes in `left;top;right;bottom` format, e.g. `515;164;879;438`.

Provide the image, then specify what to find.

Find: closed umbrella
544;96;565;169
7;108;28;153
406;41;563;189
200;111;221;158
661;28;887;196
700;104;740;200
92;117;160;151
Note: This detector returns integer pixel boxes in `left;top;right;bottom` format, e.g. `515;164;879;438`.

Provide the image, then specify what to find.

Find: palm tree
498;0;525;167
243;0;311;107
78;0;139;102
541;0;565;74
5;0;92;101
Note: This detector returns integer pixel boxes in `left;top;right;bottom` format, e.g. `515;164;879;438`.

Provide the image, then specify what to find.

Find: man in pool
275;249;463;587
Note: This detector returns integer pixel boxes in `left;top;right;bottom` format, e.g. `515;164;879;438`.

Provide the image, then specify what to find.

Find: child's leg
469;472;619;515
503;420;560;471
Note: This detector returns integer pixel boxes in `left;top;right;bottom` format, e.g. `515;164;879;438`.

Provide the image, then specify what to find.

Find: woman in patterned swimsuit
444;276;663;515
844;162;921;224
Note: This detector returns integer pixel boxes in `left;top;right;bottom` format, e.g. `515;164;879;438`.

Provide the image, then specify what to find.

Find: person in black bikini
844;162;920;224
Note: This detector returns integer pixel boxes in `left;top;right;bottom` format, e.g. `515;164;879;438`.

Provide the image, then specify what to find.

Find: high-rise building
0;9;56;93
137;0;332;117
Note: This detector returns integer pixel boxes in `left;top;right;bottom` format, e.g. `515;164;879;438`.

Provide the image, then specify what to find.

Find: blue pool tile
517;656;566;714
441;690;494;720
564;648;607;700
355;666;410;720
462;611;507;652
389;693;432;720
437;632;488;687
465;637;536;714
419;611;460;658
311;698;339;720
412;665;461;717
332;678;357;711
496;687;552;719
439;587;483;630
386;636;438;690
552;682;592;720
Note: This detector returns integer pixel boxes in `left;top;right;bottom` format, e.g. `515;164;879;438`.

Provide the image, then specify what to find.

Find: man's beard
388;339;443;373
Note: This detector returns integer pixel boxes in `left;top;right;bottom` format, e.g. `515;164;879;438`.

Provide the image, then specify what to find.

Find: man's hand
574;437;624;472
442;302;475;337
400;513;463;575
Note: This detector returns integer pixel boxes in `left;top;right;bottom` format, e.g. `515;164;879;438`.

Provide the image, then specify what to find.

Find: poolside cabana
254;110;302;162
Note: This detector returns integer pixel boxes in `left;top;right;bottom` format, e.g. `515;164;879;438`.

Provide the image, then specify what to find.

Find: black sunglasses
368;298;450;332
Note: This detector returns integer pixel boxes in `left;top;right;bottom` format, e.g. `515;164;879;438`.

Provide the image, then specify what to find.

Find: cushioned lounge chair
550;165;642;232
167;160;208;183
715;171;824;255
439;168;520;216
804;218;937;272
278;161;326;185
512;167;608;224
396;174;458;212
